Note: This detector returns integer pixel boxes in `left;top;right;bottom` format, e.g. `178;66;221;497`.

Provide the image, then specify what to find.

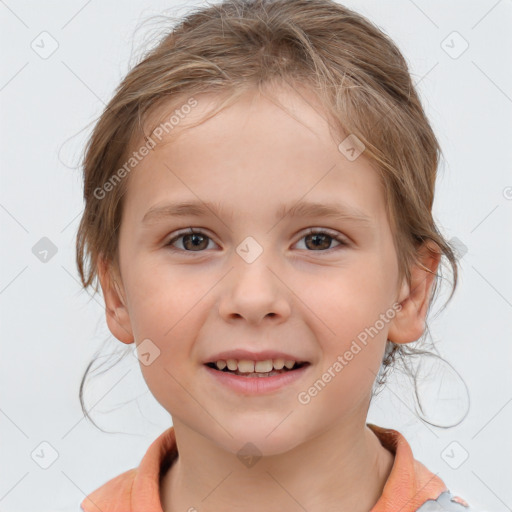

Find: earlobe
97;255;134;344
387;241;441;345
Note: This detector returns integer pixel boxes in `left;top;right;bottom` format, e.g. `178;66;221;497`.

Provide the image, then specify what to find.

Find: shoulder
417;490;485;512
80;467;137;512
80;426;177;512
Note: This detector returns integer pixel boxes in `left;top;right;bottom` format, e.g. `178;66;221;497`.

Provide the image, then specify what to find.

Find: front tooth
237;360;255;373
226;359;238;371
273;358;285;370
219;359;296;373
255;360;273;373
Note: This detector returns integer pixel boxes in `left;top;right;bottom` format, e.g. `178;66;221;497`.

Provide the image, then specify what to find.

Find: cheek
124;268;203;390
132;298;201;413
309;259;394;369
126;258;201;336
315;261;394;328
306;287;388;414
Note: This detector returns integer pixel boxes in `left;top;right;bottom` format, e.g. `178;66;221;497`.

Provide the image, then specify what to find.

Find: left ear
387;241;441;345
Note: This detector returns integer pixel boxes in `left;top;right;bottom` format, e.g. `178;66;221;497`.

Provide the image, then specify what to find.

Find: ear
97;255;134;344
387;241;441;345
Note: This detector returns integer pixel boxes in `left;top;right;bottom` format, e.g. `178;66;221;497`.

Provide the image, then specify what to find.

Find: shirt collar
82;423;448;512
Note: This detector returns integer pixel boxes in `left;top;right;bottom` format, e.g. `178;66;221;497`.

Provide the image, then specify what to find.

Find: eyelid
301;227;348;242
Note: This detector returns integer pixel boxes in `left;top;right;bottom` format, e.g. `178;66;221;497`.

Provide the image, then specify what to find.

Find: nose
218;254;291;326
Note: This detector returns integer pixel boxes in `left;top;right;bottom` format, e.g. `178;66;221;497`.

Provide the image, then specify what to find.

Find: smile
203;361;312;394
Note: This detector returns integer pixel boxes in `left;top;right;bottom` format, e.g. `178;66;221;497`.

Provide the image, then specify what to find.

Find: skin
98;83;440;512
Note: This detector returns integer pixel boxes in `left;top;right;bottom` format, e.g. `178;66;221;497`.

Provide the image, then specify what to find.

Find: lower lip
203;364;311;394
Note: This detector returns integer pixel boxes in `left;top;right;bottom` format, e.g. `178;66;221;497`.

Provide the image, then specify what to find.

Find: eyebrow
142;199;373;225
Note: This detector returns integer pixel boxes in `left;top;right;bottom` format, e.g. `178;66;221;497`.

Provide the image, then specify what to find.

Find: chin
216;420;303;458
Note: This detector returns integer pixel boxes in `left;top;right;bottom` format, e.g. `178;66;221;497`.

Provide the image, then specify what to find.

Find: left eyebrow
141;199;373;226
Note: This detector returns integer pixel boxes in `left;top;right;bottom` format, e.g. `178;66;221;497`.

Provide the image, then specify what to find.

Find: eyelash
165;228;349;255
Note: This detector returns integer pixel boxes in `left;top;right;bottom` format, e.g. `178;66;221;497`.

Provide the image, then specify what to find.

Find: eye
294;228;348;252
165;227;348;254
166;228;216;253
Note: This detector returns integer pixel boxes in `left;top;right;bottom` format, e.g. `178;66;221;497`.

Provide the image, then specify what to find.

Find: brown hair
76;0;460;429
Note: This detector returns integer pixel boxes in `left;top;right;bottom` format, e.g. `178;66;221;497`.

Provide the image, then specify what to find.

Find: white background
0;1;511;511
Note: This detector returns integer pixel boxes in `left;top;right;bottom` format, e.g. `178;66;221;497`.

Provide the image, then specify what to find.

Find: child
76;0;479;510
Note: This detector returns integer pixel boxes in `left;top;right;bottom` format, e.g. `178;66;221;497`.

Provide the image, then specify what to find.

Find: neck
160;419;394;512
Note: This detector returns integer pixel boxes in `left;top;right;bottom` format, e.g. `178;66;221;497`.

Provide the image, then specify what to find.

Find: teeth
214;358;300;373
254;360;272;373
226;359;238;371
237;360;255;373
273;358;285;370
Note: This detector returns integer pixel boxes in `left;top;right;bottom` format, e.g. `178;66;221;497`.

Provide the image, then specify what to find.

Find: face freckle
107;83;404;455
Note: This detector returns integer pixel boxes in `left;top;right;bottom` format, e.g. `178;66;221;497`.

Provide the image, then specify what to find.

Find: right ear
97;255;134;344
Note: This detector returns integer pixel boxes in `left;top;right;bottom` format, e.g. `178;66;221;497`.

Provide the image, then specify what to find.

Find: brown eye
296;229;347;252
305;232;331;250
165;228;348;255
167;229;213;252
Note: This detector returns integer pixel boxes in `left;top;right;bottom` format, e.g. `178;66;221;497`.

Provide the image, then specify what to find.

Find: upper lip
204;349;310;364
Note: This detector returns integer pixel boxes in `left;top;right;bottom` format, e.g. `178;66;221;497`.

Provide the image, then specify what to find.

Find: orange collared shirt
80;423;475;512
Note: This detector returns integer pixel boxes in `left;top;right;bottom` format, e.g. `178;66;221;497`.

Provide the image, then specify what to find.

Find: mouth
204;361;311;378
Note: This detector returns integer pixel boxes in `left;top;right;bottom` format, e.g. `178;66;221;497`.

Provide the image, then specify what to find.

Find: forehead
121;85;387;230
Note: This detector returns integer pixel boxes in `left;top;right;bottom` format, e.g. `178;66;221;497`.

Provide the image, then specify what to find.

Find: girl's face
103;85;410;455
